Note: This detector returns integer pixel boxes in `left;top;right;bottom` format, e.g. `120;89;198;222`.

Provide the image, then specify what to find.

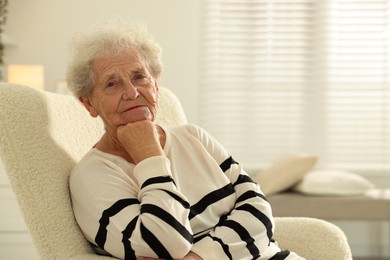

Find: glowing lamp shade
8;64;45;90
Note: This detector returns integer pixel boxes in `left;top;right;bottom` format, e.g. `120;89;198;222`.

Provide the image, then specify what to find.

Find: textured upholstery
273;217;351;260
0;83;352;260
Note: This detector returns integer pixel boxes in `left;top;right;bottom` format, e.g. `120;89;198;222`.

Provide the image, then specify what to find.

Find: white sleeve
70;155;193;259
186;125;290;259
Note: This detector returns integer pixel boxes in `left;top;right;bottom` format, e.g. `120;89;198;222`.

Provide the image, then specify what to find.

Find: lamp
7;64;45;90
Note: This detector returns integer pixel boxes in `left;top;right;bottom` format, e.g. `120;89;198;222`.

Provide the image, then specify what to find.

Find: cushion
292;169;375;196
251;154;318;195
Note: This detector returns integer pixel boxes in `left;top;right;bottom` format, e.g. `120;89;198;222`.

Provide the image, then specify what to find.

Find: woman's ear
79;96;99;118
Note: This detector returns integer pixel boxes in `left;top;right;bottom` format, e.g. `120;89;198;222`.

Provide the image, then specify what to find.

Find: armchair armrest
274;217;352;260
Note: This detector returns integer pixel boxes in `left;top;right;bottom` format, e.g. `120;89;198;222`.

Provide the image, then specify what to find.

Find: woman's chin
120;110;153;124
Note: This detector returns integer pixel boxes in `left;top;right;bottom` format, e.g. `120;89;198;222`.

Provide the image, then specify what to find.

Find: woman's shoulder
69;148;135;194
70;148;129;180
72;148;108;169
165;124;219;150
168;123;209;137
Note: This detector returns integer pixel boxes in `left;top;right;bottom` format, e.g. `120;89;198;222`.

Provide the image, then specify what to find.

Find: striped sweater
70;124;303;260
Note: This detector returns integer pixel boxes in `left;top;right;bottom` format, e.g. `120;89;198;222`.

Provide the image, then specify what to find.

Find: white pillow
251;154;318;195
292;169;375;196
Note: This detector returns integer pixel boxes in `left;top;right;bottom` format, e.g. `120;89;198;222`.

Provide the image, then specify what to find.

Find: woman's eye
106;81;117;88
133;74;149;85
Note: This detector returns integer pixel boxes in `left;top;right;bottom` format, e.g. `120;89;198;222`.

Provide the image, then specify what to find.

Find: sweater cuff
133;156;172;187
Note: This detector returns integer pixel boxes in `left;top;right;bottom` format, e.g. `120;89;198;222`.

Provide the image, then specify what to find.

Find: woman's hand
117;120;164;164
178;252;203;259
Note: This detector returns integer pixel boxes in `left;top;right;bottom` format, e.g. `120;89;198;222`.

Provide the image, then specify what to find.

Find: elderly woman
67;20;302;260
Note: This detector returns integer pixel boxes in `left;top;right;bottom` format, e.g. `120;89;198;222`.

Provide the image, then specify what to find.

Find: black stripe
233;174;257;187
189;184;235;220
141;204;193;243
141;176;175;189
223;219;260;259
207;234;232;260
193;210;229;238
219;156;239;172
121;216;138;260
141;223;172;259
236;190;268;204
269;250;291;260
234;174;268;202
236;203;273;241
193;233;208;243
164;190;190;209
95;198;139;249
89;242;112;256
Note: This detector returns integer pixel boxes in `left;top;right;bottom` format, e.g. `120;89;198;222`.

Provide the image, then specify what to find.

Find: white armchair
0;83;352;260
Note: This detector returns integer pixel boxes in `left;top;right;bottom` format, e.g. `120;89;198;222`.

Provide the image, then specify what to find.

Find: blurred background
1;0;390;259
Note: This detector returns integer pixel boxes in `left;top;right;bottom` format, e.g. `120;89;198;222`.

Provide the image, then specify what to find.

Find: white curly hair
66;18;163;98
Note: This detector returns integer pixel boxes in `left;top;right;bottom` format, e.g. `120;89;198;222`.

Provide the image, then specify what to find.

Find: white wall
3;0;202;123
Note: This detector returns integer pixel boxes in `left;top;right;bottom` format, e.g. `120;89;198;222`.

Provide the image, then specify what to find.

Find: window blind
200;0;390;173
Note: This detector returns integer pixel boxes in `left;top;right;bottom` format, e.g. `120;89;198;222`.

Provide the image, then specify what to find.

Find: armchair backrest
0;83;187;260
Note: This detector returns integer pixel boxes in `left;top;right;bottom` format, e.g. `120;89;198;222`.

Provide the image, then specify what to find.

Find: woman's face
80;51;158;132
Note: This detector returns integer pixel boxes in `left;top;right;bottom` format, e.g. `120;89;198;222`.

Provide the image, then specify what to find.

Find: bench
268;188;390;220
268;188;390;256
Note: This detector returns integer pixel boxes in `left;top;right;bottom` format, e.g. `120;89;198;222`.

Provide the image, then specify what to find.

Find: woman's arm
70;148;193;259
186;125;278;259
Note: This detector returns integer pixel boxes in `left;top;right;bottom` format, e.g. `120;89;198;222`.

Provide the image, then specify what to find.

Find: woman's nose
122;80;139;100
